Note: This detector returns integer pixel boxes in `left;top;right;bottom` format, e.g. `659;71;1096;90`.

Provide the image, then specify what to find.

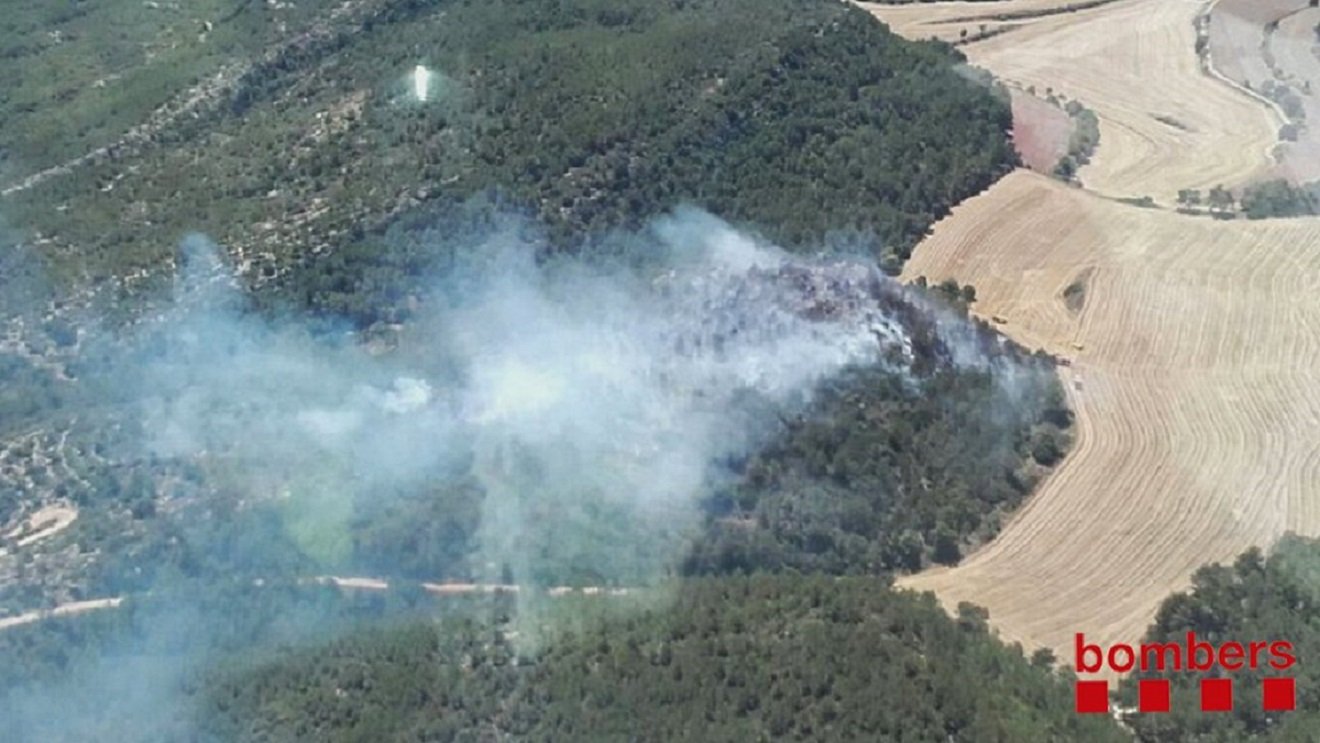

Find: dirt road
0;598;124;632
0;579;636;634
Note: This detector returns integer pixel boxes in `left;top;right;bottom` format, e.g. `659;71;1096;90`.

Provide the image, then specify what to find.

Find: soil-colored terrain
1211;0;1320;182
866;0;1279;202
857;0;1100;44
899;170;1320;674
1010;90;1074;173
867;0;1320;672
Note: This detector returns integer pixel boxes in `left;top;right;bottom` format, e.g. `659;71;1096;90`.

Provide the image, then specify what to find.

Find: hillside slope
199;576;1126;742
3;0;1016;307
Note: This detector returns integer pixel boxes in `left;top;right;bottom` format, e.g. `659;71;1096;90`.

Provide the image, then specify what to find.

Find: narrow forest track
861;0;1320;673
0;598;123;632
0;579;637;634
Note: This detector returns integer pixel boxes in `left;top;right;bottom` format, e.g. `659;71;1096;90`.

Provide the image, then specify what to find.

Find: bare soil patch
1011;90;1074;173
5;504;78;548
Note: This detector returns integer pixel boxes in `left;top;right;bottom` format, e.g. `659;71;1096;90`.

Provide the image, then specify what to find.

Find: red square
1139;678;1170;713
1075;680;1109;714
1263;678;1296;712
1201;678;1233;712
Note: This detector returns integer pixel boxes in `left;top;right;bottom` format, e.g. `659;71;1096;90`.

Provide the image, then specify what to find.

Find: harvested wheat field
866;0;1281;202
898;170;1320;673
1206;0;1294;88
856;0;1096;44
861;0;1320;673
1210;0;1320;181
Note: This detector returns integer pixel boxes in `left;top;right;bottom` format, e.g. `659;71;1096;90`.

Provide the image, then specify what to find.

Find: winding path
0;579;635;634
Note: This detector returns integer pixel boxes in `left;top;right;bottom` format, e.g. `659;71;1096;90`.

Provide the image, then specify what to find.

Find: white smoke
1;208;1013;739
133;209;916;586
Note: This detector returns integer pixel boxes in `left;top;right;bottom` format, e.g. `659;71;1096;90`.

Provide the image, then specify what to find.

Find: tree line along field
865;0;1279;205
1209;0;1320;185
197;575;1126;743
897;170;1320;674
855;0;1122;45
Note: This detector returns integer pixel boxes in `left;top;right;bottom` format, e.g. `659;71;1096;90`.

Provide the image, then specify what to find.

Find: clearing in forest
4;504;78;549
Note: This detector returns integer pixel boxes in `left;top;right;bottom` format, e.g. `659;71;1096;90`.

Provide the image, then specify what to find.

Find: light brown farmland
1010;90;1073;174
1206;0;1292;88
897;171;1320;673
864;0;1281;202
1210;0;1320;181
856;0;1088;43
862;0;1320;672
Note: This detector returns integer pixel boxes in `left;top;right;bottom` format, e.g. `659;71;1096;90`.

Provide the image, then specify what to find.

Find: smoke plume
1;207;999;739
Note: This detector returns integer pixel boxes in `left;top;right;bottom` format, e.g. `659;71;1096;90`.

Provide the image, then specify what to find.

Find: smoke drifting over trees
126;211;918;589
0;0;1088;737
1;208;1066;738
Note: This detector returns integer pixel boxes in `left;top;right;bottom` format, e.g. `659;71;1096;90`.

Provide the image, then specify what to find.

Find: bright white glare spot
297;409;364;443
379;377;433;414
413;64;431;102
469;360;565;424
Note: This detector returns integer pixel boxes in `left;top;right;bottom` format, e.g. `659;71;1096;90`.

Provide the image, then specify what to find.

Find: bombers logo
1073;633;1298;714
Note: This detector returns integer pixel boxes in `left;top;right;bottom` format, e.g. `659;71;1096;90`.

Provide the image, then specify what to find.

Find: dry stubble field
864;0;1280;202
1212;0;1320;181
862;0;1320;670
898;171;1320;669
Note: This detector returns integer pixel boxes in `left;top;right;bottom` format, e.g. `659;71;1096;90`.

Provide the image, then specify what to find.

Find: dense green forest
686;289;1071;575
0;0;341;177
1117;534;1320;741
4;0;1016;307
0;579;490;742
109;536;1320;742
197;576;1125;742
0;264;1070;604
0;0;1109;739
10;0;1320;741
29;535;1317;741
1239;180;1320;219
0;0;1035;606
